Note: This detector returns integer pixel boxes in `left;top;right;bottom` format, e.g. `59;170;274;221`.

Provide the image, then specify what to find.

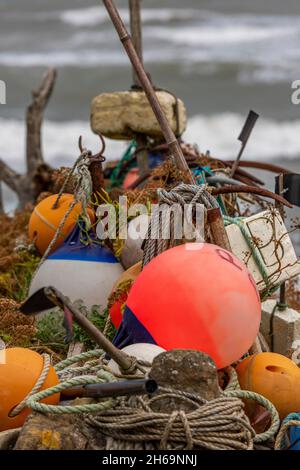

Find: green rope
109;141;137;188
225;390;280;443
23;350;279;445
54;349;104;372
27;370;116;414
224;215;270;290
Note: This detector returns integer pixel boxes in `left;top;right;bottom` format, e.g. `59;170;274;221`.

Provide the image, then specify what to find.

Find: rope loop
9;353;51;417
26;371;116;415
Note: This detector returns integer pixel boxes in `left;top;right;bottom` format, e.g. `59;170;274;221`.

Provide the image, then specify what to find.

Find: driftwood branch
0;69;57;210
0;183;3;214
0;159;20;193
26;68;57;174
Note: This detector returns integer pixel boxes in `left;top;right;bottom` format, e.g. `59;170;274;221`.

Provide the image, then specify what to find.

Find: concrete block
91;90;187;140
226;209;300;291
261;299;300;359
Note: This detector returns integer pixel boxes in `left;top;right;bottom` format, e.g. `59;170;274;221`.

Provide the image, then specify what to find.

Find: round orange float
28;193;95;255
114;243;261;368
236;352;300;419
0;348;60;431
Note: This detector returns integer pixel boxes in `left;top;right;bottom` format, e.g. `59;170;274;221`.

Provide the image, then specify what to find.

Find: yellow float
236;352;300;419
28;193;95;255
0;348;60;431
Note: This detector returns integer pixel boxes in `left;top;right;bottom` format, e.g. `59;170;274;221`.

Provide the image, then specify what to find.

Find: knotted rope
142;183;218;267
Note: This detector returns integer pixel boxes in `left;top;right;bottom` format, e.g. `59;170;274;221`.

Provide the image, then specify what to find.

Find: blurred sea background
1;0;300;213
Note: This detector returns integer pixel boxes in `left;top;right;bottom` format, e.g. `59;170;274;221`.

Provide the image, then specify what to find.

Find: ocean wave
59;7;206;27
1;114;300;176
185;113;300;160
150;23;295;46
0;119;127;173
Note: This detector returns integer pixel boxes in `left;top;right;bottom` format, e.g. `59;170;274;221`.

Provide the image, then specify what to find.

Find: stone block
91;90;187;140
261;299;300;359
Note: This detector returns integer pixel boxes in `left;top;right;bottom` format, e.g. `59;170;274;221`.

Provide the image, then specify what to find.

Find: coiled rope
142;183;218;267
17;350;279;450
87;385;279;450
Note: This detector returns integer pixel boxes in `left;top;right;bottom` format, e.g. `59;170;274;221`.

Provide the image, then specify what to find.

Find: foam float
108;343;165;375
113;243;261;369
237;352;300;420
28;193;95;255
29;223;123;312
0;348;59;431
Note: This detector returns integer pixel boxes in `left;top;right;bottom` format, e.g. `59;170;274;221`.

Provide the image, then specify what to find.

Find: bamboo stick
102;0;194;182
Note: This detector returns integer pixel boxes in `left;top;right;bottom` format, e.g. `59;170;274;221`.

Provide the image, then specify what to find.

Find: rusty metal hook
78;134;106;163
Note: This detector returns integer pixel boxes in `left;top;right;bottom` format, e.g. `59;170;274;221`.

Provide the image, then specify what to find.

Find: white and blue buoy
29;223;123;312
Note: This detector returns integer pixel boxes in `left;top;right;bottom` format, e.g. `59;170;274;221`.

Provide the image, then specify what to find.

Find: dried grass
0;207;40;300
0;297;36;347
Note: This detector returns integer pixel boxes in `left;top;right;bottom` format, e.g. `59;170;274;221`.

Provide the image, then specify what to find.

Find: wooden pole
128;0;149;176
207;208;231;251
102;0;194;182
45;287;137;373
129;0;143;86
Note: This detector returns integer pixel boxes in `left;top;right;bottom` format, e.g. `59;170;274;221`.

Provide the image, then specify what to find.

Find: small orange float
28;193;95;255
236;352;300;419
0;348;60;431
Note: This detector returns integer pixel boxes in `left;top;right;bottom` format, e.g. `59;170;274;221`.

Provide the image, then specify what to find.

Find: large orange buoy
113;243;261;368
236;352;300;419
0;348;60;431
28;193;95;255
109;262;142;328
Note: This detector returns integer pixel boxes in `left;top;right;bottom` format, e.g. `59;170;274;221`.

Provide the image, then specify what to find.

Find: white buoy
108;343;165;376
29;225;123;314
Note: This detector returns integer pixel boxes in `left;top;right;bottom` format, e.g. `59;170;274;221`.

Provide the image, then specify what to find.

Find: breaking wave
1;114;300;174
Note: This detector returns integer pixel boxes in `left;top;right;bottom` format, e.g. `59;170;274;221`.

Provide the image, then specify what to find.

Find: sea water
1;0;300;213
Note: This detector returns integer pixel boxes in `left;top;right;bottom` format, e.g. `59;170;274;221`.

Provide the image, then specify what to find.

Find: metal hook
78;135;84;153
78;134;106;162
